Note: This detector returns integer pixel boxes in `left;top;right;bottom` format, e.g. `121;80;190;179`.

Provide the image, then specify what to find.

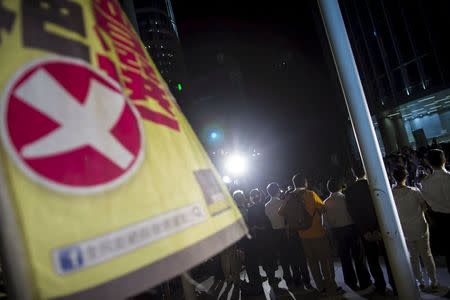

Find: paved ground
197;259;450;299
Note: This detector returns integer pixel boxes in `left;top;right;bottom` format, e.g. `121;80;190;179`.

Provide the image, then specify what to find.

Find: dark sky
172;0;355;187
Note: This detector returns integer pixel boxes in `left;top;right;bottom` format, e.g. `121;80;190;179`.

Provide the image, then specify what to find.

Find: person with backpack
323;178;372;291
265;183;312;291
279;174;342;297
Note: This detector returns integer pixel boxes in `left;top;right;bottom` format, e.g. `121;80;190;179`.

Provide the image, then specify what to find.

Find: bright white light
225;154;248;176
223;175;232;184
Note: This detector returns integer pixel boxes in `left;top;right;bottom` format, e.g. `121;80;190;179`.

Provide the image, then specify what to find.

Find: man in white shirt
421;149;450;274
324;178;371;291
392;167;438;290
265;183;293;291
422;150;450;214
265;185;286;230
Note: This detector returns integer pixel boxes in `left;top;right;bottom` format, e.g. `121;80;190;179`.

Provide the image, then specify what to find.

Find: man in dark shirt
248;189;270;230
242;189;274;296
345;164;397;295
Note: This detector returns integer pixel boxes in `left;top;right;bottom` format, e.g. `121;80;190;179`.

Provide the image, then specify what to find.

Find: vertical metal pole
181;273;197;300
164;0;180;40
163;282;172;300
317;1;420;299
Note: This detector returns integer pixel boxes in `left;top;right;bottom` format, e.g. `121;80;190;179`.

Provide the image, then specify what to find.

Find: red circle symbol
0;58;144;194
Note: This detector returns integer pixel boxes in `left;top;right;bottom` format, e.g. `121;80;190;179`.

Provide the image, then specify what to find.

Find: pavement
196;259;450;299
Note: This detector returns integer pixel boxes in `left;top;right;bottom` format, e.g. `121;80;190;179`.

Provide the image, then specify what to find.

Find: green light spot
177;83;182;91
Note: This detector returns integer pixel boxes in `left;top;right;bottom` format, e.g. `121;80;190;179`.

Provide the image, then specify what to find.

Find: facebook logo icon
57;246;84;273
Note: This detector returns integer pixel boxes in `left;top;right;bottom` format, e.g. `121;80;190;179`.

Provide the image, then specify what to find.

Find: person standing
220;190;246;299
242;188;272;296
392;167;439;291
285;227;313;290
280;174;341;297
324;178;372;291
421;149;450;275
265;183;293;291
345;164;397;295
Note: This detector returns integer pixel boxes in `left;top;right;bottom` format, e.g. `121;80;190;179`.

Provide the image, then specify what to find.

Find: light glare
225;154;248;175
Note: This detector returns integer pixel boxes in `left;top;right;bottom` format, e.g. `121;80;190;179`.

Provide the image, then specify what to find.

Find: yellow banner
0;1;246;299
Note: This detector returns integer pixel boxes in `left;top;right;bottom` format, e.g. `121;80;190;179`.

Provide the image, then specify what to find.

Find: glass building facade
133;0;185;98
340;0;450;153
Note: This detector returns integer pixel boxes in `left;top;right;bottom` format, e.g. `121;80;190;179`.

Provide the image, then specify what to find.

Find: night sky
172;0;356;188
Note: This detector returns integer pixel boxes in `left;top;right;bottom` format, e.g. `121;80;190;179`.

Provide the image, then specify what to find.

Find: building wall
340;0;450;111
133;0;185;98
340;0;450;152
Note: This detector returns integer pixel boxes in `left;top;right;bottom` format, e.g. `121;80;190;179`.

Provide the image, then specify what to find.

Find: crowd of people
209;147;449;299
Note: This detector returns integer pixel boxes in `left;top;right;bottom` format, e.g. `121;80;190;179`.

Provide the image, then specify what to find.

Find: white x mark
14;68;135;169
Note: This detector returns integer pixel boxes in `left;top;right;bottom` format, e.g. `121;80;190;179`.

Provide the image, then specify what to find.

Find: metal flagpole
181;273;197;300
317;0;419;299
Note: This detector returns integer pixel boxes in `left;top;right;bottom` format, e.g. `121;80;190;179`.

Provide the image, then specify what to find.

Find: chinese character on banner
0;1;247;299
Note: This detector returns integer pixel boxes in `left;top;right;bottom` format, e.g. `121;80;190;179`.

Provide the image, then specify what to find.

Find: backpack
284;190;315;231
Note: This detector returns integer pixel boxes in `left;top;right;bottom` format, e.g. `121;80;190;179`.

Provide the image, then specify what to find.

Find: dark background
172;0;356;188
